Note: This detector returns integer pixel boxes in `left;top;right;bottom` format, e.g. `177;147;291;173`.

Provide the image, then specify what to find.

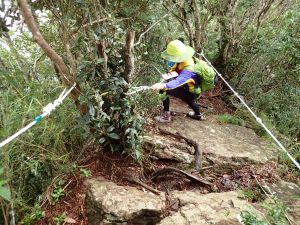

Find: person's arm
151;83;166;90
165;70;194;89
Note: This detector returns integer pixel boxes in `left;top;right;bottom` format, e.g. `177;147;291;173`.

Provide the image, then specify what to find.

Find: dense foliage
0;0;299;224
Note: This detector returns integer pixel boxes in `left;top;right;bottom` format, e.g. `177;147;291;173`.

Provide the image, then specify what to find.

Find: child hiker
151;40;203;123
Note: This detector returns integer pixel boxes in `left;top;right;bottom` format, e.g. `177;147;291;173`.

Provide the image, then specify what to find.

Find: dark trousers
160;87;200;115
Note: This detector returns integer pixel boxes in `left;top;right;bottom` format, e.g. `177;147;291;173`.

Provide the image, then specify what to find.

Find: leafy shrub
82;76;145;160
262;197;287;225
241;197;288;225
240;210;268;225
21;204;45;225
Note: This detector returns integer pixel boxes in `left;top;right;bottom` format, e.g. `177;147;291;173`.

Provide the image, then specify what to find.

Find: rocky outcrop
159;116;276;166
159;191;262;225
85;177;165;225
144;135;194;164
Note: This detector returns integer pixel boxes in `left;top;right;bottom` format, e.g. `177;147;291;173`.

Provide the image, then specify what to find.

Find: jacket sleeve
165;70;194;89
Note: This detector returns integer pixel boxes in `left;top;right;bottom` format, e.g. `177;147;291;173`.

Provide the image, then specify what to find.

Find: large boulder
85;177;165;225
159;191;262;225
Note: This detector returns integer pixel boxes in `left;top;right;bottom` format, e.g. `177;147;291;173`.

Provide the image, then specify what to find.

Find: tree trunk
191;0;202;53
124;30;135;83
18;0;87;115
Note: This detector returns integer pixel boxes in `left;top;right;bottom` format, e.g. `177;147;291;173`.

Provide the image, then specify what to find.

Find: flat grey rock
85;177;165;225
144;135;194;164
159;116;276;166
159;191;263;225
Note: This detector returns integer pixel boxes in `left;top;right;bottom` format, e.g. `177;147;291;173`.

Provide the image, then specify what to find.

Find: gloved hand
151;83;166;90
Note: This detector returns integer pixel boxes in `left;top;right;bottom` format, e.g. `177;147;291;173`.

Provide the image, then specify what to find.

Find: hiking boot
155;111;171;123
187;111;204;120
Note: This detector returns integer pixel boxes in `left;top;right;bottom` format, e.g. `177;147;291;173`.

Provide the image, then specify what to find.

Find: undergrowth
0;79;86;223
240;197;288;225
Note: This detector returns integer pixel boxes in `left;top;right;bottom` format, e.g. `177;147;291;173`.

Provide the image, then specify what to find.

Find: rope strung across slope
199;52;300;171
125;65;167;95
125;86;151;95
0;83;76;148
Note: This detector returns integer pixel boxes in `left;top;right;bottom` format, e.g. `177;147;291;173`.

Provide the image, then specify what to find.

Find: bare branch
124;176;161;195
62;31;77;78
70;18;108;38
0;0;5;12
134;12;170;47
32;53;45;77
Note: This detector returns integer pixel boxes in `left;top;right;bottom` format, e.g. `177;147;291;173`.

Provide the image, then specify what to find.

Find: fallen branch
159;128;202;170
125;177;161;195
152;167;212;188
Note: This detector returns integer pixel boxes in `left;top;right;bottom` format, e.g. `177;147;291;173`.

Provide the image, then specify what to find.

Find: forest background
0;0;299;224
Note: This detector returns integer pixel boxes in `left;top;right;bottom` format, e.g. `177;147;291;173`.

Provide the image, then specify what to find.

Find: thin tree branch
124;176;161;195
32;53;45;77
70;18;108;38
134;12;171;47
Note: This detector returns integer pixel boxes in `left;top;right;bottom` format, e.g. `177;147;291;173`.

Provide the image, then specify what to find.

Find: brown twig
125;177;161;195
152;167;212;188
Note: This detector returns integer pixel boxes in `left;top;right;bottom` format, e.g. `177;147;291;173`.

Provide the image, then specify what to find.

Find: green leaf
107;126;114;132
0;180;8;186
98;138;106;144
107;133;120;140
0;186;11;202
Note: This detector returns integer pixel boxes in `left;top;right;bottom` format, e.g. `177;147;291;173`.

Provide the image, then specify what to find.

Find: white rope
125;86;151;95
199;52;300;171
125;67;166;96
0;83;76;148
